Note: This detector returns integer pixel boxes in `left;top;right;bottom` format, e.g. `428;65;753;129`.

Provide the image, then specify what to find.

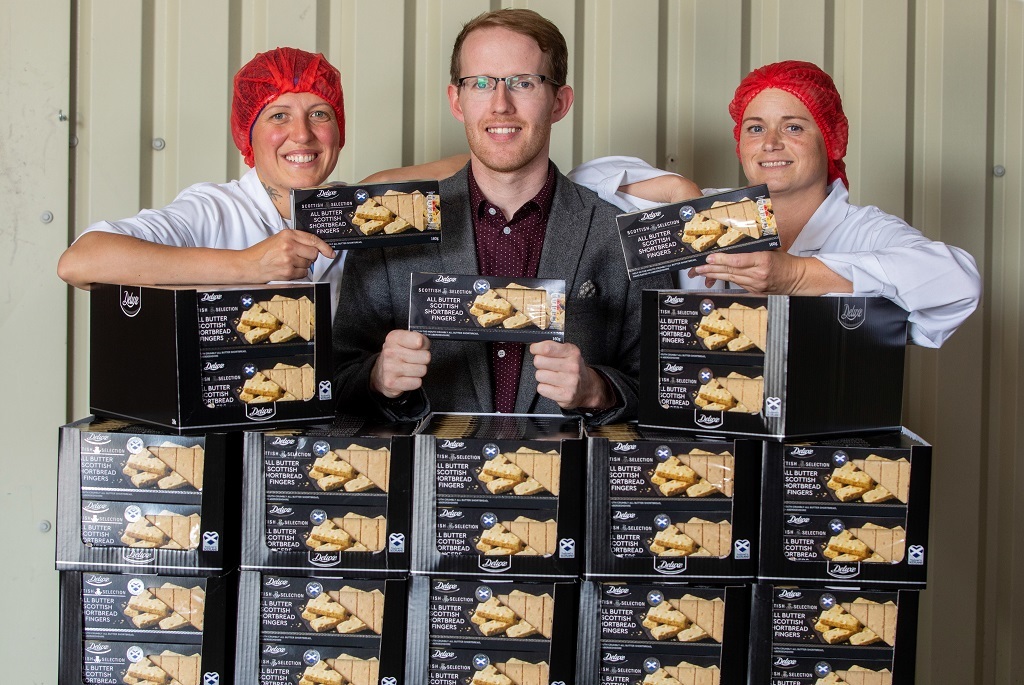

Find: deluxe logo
120;287;142;317
663;295;687;306
246;404;276;421
838;297;867;330
268;505;294;516
439;439;466;450
604;586;630;597
264;577;290;588
773;658;798;668
84;433;113;446
787;515;811;526
478;556;511;573
86;643;112;655
662;363;685;374
203;362;226;372
199;293;223;302
434;275;458;284
611;442;638;452
641;210;664;222
778;589;802;600
262;645;287;656
122;548;155;564
654;559;687;575
612;510;637;521
603;653;627;663
438;509;463;519
83;502;109;514
270;437;296;446
433;581;459;593
695;412;724;429
828;563;861;579
309;551;341;567
316;189;338;198
432;650;456;660
789;447;814;457
85;575;112;587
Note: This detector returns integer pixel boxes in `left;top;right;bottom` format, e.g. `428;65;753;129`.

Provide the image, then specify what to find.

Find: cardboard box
405;575;579;685
292;179;441;249
748;584;918;685
90;282;335;432
412;413;584;579
615;185;779;279
56;417;240;575
240;417;415;576
233;571;407;684
758;429;931;588
58;570;236;685
408;273;566;343
575;580;750;685
639;291;908;439
584;423;760;581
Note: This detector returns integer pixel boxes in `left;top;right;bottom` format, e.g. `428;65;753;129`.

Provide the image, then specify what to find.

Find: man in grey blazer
332;8;671;424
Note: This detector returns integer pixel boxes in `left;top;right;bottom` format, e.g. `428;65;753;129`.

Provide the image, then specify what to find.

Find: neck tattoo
263;183;282;204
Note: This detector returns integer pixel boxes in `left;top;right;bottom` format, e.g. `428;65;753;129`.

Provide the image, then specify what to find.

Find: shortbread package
233;572;407;684
90;282;334;432
584;424;761;581
759;430;931;587
575;581;750;685
292;179;441;248
640;291;908;439
615;184;779;279
412;413;584;578
748;585;919;685
408;273;566;343
404;575;579;685
57;417;240;575
59;571;235;685
241;417;415;576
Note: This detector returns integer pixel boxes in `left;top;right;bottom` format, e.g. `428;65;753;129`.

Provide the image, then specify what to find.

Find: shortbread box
412;413;584;579
240;417;415;576
56;417;241;575
59;570;236;685
575;581;750;685
584;423;760;581
233;572;407;684
748;584;919;685
405;575;579;685
639;291;908;439
292;179;441;248
759;429;931;588
408;273;566;343
90;282;335;432
615;184;779;279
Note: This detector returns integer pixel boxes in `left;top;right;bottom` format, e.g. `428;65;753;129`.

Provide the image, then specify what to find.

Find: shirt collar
789;178;848;254
240;167;289;229
468;161;557;223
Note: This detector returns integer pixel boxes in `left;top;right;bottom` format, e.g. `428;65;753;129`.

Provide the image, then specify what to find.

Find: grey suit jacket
331;163;672;424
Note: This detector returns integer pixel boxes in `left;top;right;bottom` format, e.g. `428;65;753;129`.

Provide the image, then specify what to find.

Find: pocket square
577;280;597;299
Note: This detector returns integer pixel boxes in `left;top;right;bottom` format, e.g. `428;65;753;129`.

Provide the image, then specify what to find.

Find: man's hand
691;251;852;295
237;229;335;282
530;340;614;412
370;330;432;399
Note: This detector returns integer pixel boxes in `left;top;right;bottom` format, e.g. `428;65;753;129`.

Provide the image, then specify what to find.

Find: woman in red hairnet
58;47;346;306
569;61;980;348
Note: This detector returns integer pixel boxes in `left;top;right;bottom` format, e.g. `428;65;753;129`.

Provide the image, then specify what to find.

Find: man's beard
466;120;549;173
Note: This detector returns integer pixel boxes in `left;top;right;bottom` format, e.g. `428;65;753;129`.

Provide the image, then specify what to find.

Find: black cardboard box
59;570;236;685
639;291;908;439
748;584;918;685
292;179;441;249
234;571;408;684
412;413;584;579
585;424;760;582
759;430;931;588
408;273;566;343
576;580;750;685
56;417;241;575
405;575;579;685
240;416;415;577
615;184;779;279
90;282;335;432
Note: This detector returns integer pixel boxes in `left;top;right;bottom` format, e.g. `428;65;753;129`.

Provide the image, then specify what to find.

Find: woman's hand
237;229;335;281
693;250;852;295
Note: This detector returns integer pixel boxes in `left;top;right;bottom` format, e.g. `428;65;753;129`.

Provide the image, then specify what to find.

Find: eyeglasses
456;74;563;99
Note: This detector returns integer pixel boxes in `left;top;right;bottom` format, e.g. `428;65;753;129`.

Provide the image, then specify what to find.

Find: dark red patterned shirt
468;163;556;412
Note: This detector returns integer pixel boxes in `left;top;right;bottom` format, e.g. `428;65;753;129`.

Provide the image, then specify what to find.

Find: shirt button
497;349;506;358
488;207;497;216
503;226;511;235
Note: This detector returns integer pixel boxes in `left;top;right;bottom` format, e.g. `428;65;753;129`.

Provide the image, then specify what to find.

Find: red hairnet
231;47;345;168
729;60;849;188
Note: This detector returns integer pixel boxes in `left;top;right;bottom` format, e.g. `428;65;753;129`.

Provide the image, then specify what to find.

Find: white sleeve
813;209;981;348
568;156;682;213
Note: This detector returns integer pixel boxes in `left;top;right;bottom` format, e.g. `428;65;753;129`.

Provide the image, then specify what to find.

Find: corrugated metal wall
7;0;1009;682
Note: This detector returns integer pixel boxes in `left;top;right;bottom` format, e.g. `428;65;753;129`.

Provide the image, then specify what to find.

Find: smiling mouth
759;160;791;168
487;126;521;135
285;153;317;163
